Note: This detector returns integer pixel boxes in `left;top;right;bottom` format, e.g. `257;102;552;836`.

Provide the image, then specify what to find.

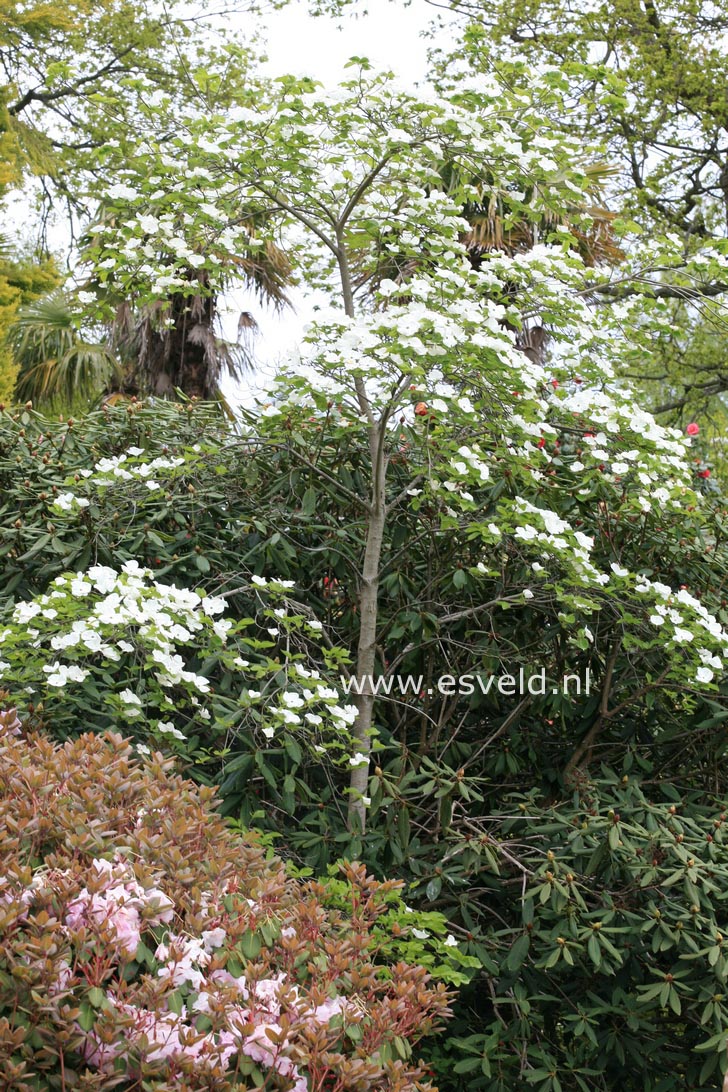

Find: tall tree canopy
1;0;260;208
420;0;728;435
0;0;272;405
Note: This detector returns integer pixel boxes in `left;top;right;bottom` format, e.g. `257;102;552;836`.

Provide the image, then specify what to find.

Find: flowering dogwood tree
72;61;728;836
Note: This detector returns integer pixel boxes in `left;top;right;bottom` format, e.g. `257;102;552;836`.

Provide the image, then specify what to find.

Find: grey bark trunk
348;424;387;831
335;241;387;833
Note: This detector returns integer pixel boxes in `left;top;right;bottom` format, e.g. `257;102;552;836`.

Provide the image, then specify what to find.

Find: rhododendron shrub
0;400;233;603
0;717;450;1091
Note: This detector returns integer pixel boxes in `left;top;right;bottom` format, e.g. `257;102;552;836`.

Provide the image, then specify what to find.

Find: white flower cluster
260;662;357;739
634;577;728;684
2;563;359;751
43;561;228;670
87;58;606;322
53;492;90;512
1;563;225;718
508;498;598;583
43;662;90;687
66;449;192;498
246;578;358;741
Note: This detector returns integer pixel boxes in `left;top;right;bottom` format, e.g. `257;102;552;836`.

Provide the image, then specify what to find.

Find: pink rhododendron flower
157;934;211;985
201;926;227;951
65;856;174;958
0;707;22;736
242;1028;306;1092
81;1033;122;1072
132;1009;203;1065
249;973;287;1014
311;995;348;1023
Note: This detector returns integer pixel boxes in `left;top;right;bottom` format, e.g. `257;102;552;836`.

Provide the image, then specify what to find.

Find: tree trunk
348;420;387;832
120;271;217;400
335;240;388;833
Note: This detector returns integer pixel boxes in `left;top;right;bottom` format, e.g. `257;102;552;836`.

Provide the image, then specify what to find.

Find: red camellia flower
686;422;700;436
698;469;711;479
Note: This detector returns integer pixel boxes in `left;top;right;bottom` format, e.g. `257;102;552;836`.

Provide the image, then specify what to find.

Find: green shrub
410;770;728;1091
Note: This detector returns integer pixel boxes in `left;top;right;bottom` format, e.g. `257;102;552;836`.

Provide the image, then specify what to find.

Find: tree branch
9;47;136;116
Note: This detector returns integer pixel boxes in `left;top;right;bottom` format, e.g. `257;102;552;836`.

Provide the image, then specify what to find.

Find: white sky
259;0;434;82
220;0;438;405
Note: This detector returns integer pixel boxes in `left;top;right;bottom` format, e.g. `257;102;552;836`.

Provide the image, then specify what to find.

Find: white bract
1;564;356;757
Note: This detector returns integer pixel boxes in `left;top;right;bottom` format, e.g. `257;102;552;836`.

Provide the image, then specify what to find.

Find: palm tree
457;162;624;267
9;219;292;409
108;244;289;401
95;207;293;402
9;290;118;408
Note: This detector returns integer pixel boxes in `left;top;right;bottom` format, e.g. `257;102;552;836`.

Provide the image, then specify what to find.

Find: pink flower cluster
82;923;348;1090
3;854;349;1089
63;861;348;1089
65;856;174;958
84;999;309;1091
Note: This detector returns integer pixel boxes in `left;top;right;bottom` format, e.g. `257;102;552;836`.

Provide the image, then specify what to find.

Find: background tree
0;240;57;402
0;0;261;214
422;0;728;437
0;0;279;407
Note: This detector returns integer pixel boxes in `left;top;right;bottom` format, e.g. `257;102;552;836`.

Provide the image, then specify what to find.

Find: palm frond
224;227;292;310
10;291;117;406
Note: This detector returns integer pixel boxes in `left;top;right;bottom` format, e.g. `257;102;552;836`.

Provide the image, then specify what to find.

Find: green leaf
166;989;184;1015
302;486;317;516
506;933;530;972
426;876;442;901
78;1001;96;1032
587;933;602;967
17;533;52;561
240;931;262;960
453;1057;481;1074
